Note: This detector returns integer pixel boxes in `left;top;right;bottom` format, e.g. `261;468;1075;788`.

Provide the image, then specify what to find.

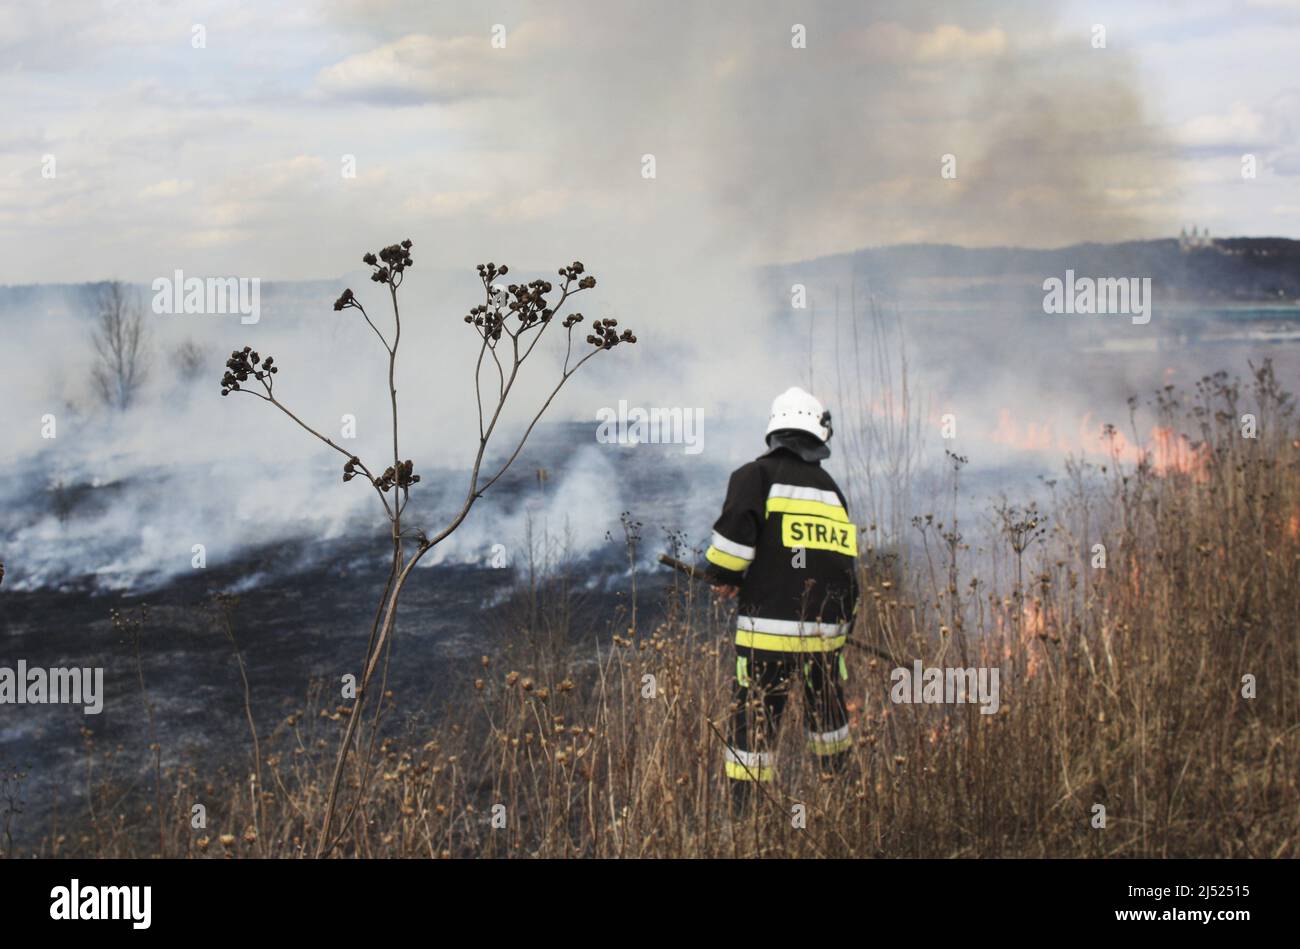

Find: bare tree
217;240;637;856
90;281;149;410
173;339;204;380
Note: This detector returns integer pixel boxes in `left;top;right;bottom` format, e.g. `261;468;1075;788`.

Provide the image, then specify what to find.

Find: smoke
302;0;1186;428
0;281;629;590
0;275;746;591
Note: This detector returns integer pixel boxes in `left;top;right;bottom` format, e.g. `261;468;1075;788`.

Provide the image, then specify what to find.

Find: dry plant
831;287;928;560
217;241;636;856
0;764;26;859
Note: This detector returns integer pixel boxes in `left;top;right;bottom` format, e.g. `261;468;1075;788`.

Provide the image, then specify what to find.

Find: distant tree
90;281;149;410
173;339;204;380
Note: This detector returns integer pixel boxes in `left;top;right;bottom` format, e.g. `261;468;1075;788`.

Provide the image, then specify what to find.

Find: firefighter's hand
711;583;739;600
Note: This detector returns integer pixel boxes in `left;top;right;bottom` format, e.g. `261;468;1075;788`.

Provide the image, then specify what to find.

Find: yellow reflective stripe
705;545;750;572
736;655;750;688
735;630;847;653
765;497;848;522
780;515;857;556
710;531;755;561
808;735;853;755
725;760;774;782
808;724;852;755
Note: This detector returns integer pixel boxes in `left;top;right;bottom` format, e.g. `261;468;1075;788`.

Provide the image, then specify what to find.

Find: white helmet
765;386;832;442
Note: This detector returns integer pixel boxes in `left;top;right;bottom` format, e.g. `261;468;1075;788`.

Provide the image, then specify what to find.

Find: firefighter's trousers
725;646;851;784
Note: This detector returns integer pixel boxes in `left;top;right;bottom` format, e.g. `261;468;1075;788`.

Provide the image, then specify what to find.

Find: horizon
3;233;1298;290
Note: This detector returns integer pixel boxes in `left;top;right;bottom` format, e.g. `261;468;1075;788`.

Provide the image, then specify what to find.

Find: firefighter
704;386;858;813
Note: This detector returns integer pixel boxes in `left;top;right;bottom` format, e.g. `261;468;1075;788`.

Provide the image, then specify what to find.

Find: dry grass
28;364;1300;858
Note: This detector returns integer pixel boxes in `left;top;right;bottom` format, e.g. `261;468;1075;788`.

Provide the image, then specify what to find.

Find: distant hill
770;238;1300;305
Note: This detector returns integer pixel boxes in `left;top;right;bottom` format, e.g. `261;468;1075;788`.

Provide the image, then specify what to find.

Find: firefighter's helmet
765;386;832;443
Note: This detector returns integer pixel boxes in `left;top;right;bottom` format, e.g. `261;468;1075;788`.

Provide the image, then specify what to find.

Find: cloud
1271;147;1300;176
916;23;1008;60
851;21;1008;63
489;188;572;222
402;190;492;218
315;33;508;105
1177;103;1270;149
138;179;195;200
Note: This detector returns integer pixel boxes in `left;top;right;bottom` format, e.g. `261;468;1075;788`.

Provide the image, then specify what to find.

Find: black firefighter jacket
705;446;859;653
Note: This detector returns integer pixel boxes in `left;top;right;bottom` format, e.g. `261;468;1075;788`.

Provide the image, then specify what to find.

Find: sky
1;0;1298;287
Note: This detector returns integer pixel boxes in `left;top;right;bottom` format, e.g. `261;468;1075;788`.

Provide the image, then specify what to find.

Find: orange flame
1148;426;1212;480
986;407;1210;480
1021;600;1046;678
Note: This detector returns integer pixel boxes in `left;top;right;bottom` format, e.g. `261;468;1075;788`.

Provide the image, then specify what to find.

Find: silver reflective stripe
767;483;842;507
725;747;773;768
737;615;847;637
808;723;850;744
710;530;755;561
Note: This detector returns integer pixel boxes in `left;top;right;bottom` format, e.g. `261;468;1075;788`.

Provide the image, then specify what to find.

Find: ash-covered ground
0;423;720;845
